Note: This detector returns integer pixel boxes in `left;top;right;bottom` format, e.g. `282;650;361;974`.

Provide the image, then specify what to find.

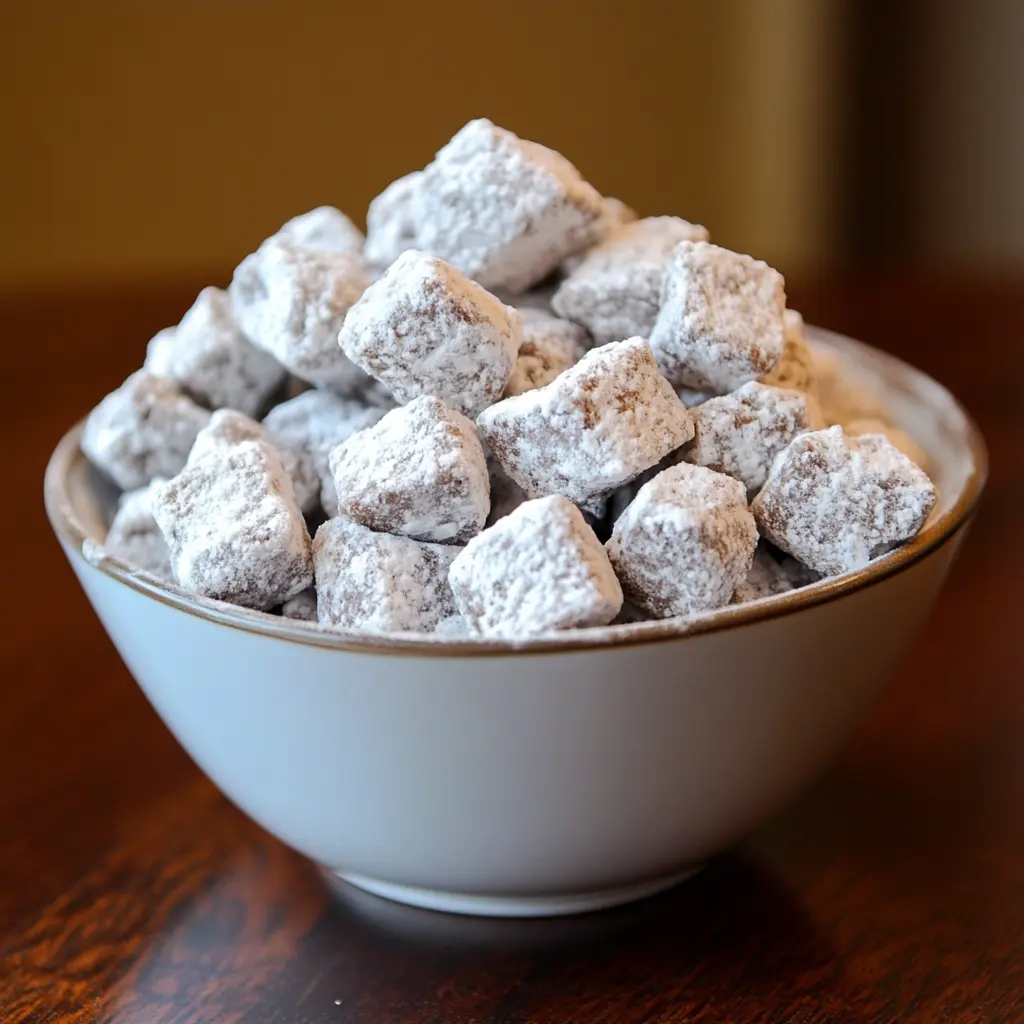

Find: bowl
44;327;986;917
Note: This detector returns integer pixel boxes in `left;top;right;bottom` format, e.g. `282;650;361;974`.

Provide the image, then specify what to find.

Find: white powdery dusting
363;171;424;271
103;480;174;580
685;381;823;494
275;206;365;254
607;462;758;618
262;391;387;514
433;613;474;637
339;249;522;417
449;495;622;637
560;196;638;275
477;337;694;504
843;417;929;472
760;309;817;396
230;238;372;393
144;287;285;416
415;119;605;293
82;371;212;490
552;217;710;345
504;309;590;397
649;241;786;393
731;544;818;604
280;587;318;621
751;426;938;576
329;396;490;544
313;517;458;633
153;439;313;610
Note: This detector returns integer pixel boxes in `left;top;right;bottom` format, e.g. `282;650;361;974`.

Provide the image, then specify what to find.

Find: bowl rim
45;328;988;659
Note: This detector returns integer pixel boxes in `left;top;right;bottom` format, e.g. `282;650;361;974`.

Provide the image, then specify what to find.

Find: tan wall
1;0;843;295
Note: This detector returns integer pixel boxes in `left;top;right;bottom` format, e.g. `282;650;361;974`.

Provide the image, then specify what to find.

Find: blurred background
1;0;1021;297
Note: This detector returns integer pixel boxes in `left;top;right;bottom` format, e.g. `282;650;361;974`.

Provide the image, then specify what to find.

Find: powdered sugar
82;371;211;490
103;480;173;580
153;438;313;609
449;495;622;637
650;241;786;393
144;287;285;416
231;238;371;393
478;337;694;503
328;396;490;543
607;462;758;617
685;381;823;494
843;417;929;471
553;217;710;345
339;249;522;416
415;119;605;293
731;544;818;604
313;516;457;633
504;309;590;396
276;206;365;254
279;587;318;621
262;390;387;513
751;425;937;576
760;309;817;395
364;171;423;271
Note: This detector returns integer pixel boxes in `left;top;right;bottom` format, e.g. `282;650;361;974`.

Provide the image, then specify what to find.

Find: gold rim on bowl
44;328;988;658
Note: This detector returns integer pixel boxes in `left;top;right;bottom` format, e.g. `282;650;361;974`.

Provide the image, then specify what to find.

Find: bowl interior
45;326;987;654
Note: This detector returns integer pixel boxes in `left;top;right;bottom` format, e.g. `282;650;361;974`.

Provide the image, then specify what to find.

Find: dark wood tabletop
1;274;1021;1024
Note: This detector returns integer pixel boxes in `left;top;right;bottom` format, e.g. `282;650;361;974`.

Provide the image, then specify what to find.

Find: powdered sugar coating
685;381;823;494
415;119;605;293
82;371;212;490
449;495;623;637
760;309;817;395
104;480;173;579
649;241;786;393
276;206;365;254
676;387;716;409
434;613;473;637
280;588;318;621
144;287;285;416
751;426;937;576
560;196;638;275
328;396;489;543
553;217;710;345
313;517;457;633
504;309;590;396
262;391;387;513
477;337;694;504
843;417;929;471
339;249;522;416
731;544;819;604
364;171;423;271
153;439;313;610
607;462;758;618
231;238;371;393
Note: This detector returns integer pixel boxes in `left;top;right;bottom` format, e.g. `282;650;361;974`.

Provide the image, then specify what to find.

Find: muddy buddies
82;118;936;639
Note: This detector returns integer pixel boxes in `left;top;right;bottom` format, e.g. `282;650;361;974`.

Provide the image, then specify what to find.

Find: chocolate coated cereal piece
280;588;318;621
82;370;211;490
363;171;423;271
730;544;818;604
504;309;589;397
760;309;817;395
153;438;312;610
145;287;285;416
103;480;173;580
477;337;694;504
649;241;786;393
313;517;458;633
449;495;623;637
553;217;709;345
262;391;387;513
276;206;365;254
843;417;929;471
751;426;937;576
684;381;823;494
607;462;758;618
339;249;522;416
329;396;489;544
230;238;371;393
416;119;605;293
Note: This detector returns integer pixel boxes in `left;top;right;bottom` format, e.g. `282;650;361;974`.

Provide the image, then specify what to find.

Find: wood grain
0;275;1021;1023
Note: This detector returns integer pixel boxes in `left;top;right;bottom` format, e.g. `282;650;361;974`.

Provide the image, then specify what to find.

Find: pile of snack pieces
85;118;937;640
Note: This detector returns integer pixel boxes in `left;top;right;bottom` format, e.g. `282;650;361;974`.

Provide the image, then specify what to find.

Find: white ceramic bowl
45;327;986;917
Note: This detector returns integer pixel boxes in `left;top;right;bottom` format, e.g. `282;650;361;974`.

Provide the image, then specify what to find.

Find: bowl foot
326;866;702;918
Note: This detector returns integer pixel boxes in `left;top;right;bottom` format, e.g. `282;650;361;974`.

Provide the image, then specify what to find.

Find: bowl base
327;866;702;918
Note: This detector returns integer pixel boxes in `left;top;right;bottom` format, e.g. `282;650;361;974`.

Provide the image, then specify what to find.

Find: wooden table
1;275;1021;1023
